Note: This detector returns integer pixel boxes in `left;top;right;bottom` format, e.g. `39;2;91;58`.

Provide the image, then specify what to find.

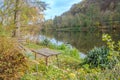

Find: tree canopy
0;0;47;37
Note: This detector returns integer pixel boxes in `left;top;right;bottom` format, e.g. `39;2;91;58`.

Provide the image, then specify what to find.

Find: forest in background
43;0;120;31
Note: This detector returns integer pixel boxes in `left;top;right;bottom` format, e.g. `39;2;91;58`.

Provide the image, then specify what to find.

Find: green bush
84;34;120;69
69;48;80;59
40;38;51;46
57;44;66;50
84;46;115;69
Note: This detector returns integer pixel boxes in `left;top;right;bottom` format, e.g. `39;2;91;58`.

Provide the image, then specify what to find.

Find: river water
39;29;120;56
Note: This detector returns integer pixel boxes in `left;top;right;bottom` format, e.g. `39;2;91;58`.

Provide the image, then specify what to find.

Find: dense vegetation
43;0;120;31
0;37;28;79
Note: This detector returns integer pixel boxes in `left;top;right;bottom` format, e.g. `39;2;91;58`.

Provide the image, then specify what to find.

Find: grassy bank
0;31;119;80
21;39;120;80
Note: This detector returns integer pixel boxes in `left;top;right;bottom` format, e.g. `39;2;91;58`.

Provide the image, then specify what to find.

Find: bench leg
35;53;37;60
45;57;48;66
56;55;59;67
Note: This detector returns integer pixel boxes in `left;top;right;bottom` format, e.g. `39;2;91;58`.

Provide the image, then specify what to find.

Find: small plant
102;34;120;63
70;48;80;59
40;38;51;46
57;44;66;50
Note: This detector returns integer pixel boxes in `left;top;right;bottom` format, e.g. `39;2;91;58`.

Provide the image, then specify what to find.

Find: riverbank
25;40;83;59
0;35;119;80
21;39;120;80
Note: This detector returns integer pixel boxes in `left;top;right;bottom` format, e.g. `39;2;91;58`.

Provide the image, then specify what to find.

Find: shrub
0;37;28;80
84;46;112;68
102;34;120;62
84;34;120;69
57;44;66;50
70;48;80;59
40;38;51;46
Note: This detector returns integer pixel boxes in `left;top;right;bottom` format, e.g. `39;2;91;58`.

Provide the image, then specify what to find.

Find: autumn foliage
0;37;28;80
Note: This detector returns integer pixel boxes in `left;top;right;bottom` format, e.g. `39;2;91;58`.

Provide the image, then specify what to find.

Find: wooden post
45;57;48;66
35;53;37;60
56;55;59;67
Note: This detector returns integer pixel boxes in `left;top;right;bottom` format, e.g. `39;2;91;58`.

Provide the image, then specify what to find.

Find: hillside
69;0;120;15
44;0;120;31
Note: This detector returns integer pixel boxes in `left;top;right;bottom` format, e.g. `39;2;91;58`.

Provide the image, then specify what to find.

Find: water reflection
39;35;63;45
41;30;120;53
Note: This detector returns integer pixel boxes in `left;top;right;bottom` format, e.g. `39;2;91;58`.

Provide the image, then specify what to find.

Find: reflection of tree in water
60;31;103;53
43;30;120;53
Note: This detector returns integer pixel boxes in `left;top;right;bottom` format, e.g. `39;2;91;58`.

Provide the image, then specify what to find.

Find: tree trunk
13;0;21;37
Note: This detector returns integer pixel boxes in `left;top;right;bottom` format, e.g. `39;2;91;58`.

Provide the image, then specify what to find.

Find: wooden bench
31;48;61;66
18;44;61;66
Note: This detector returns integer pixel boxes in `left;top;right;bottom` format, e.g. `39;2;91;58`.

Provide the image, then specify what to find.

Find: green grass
21;41;120;80
25;42;44;49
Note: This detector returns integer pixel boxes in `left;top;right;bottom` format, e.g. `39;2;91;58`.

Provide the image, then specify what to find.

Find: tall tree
13;0;21;37
0;0;47;37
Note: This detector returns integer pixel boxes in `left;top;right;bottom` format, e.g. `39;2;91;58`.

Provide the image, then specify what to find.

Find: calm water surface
40;30;120;54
